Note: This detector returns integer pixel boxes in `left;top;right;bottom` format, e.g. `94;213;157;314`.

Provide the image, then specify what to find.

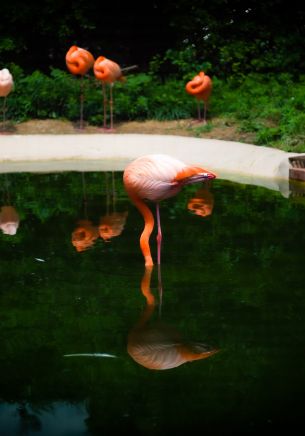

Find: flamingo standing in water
123;154;216;267
93;56;125;131
0;68;14;131
186;71;212;124
65;45;94;129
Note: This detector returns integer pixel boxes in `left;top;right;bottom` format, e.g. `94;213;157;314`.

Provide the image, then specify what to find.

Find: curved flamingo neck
128;192;155;267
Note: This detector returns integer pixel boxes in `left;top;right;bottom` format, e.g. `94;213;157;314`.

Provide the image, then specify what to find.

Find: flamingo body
185;71;212;102
65;46;94;76
123;154;216;266
93;56;124;84
0;69;13;97
186;71;212;123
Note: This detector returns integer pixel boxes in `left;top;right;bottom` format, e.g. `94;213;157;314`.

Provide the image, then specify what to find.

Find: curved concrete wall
0;133;302;196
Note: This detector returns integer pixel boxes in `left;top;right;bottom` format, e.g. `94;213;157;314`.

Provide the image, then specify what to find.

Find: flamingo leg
79;76;84;130
197;100;202;121
109;84;114;130
156;203;162;265
157;263;163;317
1;97;6;131
203;101;207;124
102;83;107;129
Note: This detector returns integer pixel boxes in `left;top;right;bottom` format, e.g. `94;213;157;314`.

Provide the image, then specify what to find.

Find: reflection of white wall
0;134;302;197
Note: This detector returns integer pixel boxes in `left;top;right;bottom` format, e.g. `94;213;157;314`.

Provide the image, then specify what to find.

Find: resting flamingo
93;56;125;130
123;154;216;267
127;266;218;370
65;45;94;129
0;68;14;131
186;71;212;124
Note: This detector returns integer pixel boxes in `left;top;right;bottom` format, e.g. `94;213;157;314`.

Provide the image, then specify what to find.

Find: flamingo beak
202;171;216;180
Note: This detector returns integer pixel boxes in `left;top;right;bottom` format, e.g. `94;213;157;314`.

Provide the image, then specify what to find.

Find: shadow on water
0;171;305;434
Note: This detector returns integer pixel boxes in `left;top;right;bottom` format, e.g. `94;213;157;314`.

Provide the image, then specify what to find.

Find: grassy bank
3;65;305;153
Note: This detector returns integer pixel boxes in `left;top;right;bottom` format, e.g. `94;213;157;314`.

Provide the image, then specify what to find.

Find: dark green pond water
0;171;305;435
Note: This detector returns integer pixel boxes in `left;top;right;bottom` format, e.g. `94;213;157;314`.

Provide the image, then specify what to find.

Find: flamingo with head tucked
65;45;94;129
123;154;216;267
0;68;14;131
186;71;212;124
93;56;125;131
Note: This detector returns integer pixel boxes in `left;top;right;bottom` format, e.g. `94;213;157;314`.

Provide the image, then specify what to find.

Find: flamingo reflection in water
0;175;20;235
71;173;99;252
128;266;219;370
0;205;20;235
72;172;128;251
72;219;99;252
188;184;214;218
99;172;128;242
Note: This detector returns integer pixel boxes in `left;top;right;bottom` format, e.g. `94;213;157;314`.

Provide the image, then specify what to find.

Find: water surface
0;171;304;435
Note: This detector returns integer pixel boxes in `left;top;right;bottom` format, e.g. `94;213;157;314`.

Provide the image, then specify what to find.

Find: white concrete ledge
0;133;302;196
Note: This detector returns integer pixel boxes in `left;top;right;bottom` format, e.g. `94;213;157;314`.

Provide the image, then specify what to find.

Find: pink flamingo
123;154;216;267
0;68;14;131
65;45;94;129
186;71;213;124
93;56;125;130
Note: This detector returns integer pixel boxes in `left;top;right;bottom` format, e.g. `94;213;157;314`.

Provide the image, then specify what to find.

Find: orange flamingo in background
65;45;94;129
93;56;125;130
188;185;214;218
0;68;14;131
123;154;216;267
186;71;212;124
127;266;218;370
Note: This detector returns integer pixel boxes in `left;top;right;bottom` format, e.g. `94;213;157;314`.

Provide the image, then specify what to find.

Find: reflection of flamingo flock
71;172;128;252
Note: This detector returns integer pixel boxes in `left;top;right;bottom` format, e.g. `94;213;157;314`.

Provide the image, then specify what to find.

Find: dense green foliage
1;1;305;151
1;1;304;76
5;62;305;152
